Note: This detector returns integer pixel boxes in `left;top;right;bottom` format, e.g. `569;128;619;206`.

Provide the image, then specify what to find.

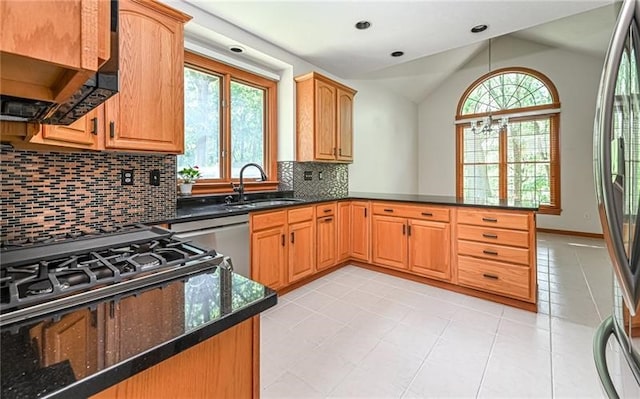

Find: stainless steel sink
248;198;305;206
224;198;304;210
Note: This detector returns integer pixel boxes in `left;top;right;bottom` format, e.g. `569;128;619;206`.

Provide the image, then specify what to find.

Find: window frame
183;51;278;194
455;67;561;215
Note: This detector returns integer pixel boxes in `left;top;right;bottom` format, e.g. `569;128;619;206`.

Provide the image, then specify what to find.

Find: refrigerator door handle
594;0;640;312
594;316;640;398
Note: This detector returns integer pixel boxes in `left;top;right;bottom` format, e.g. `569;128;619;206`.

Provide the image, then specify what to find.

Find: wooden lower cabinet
350;201;370;262
92;317;258;399
251;225;286;290
317;215;337;271
371;215;408;270
288;219;315;283
408;220;451;281
337;202;351;262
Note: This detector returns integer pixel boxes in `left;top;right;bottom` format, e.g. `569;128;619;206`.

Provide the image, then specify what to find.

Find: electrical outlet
121;170;134;186
150;169;160;186
318;171;324;180
304;171;313;181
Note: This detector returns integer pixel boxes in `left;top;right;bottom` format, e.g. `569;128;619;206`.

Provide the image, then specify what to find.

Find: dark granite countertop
0;266;276;399
164;192;539;225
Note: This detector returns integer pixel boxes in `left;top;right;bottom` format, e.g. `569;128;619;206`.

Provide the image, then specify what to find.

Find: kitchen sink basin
224;198;304;210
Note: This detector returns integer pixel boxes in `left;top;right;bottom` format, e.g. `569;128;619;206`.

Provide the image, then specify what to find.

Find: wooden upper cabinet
295;72;357;163
315;80;337;160
336;89;354;161
28;107;103;150
104;0;191;153
0;0;109;103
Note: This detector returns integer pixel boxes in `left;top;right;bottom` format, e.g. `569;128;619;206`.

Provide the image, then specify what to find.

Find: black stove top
0;225;224;326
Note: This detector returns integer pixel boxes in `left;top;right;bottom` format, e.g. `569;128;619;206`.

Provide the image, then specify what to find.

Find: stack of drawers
456;208;536;303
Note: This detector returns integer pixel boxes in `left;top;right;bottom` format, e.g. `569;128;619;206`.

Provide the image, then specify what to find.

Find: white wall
418;36;604;233
348;82;418;194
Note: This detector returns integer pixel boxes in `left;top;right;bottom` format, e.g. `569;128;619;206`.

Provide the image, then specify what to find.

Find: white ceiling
185;0;613;79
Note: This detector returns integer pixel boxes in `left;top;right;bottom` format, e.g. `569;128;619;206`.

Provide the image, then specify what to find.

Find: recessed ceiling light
471;24;488;33
391;51;404;57
355;21;371;30
228;45;245;54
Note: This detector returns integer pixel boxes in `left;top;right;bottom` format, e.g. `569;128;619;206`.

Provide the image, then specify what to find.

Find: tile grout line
474;317;502;398
399;318;454;398
543;246;556;399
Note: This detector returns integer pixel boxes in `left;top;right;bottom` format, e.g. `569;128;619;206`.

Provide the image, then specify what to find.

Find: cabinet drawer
457;209;529;231
316;202;336;217
457;225;529;248
457;240;530;266
457;256;531;301
251;210;286;231
288;206;314;224
372;202;449;222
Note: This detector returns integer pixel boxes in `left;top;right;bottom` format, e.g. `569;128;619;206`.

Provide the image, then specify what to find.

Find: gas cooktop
0;225;224;326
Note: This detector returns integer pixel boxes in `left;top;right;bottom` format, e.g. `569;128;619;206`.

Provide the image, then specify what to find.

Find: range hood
0;1;119;126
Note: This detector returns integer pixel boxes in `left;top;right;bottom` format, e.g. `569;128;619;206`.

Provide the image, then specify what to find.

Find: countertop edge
45;293;277;399
160;195;539;225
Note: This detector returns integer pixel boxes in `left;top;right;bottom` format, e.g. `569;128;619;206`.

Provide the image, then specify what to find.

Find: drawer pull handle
325;217;333;222
483;250;499;256
421;212;433;217
384;208;394;213
483;273;499;280
323;209;331;213
482;217;498;223
482;233;498;239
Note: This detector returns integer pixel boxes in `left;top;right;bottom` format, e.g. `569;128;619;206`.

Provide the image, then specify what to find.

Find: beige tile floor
260;233;640;398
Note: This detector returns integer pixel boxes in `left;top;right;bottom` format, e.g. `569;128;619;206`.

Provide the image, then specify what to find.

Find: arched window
456;67;561;214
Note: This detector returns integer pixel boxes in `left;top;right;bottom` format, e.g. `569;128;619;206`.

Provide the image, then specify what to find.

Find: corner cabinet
295;72;356;163
104;0;191;153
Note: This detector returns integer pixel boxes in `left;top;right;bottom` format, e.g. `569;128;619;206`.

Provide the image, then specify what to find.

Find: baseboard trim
350;261;538;313
537;228;603;239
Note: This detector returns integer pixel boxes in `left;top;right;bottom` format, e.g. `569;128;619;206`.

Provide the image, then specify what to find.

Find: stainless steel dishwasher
171;214;250;278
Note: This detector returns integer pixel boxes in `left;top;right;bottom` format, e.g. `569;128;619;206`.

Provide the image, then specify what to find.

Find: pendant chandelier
471;38;508;135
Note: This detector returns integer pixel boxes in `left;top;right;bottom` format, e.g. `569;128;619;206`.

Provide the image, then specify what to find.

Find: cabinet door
251;225;286;290
409;220;451;281
39;309;99;379
351;201;370;262
30;107;102;149
317;215;336;270
314;79;336;160
336;88;354;162
337;202;351;262
372;215;408;269
104;0;187;153
288;220;315;283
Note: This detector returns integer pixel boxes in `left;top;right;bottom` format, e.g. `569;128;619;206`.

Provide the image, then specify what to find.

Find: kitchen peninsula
169;192;539;311
0;264;276;398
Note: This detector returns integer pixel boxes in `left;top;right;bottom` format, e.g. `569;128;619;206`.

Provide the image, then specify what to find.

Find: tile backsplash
277;161;348;199
1;146;177;241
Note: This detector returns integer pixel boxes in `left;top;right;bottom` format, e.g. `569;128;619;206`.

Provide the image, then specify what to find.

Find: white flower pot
179;183;193;195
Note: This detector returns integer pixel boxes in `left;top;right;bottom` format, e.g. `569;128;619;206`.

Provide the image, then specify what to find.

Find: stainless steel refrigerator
593;0;640;397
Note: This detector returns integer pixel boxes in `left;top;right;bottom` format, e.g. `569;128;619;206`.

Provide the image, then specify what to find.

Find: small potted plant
178;165;202;195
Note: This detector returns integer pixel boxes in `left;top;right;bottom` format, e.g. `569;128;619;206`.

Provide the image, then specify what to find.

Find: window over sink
178;51;278;193
456;67;561;214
